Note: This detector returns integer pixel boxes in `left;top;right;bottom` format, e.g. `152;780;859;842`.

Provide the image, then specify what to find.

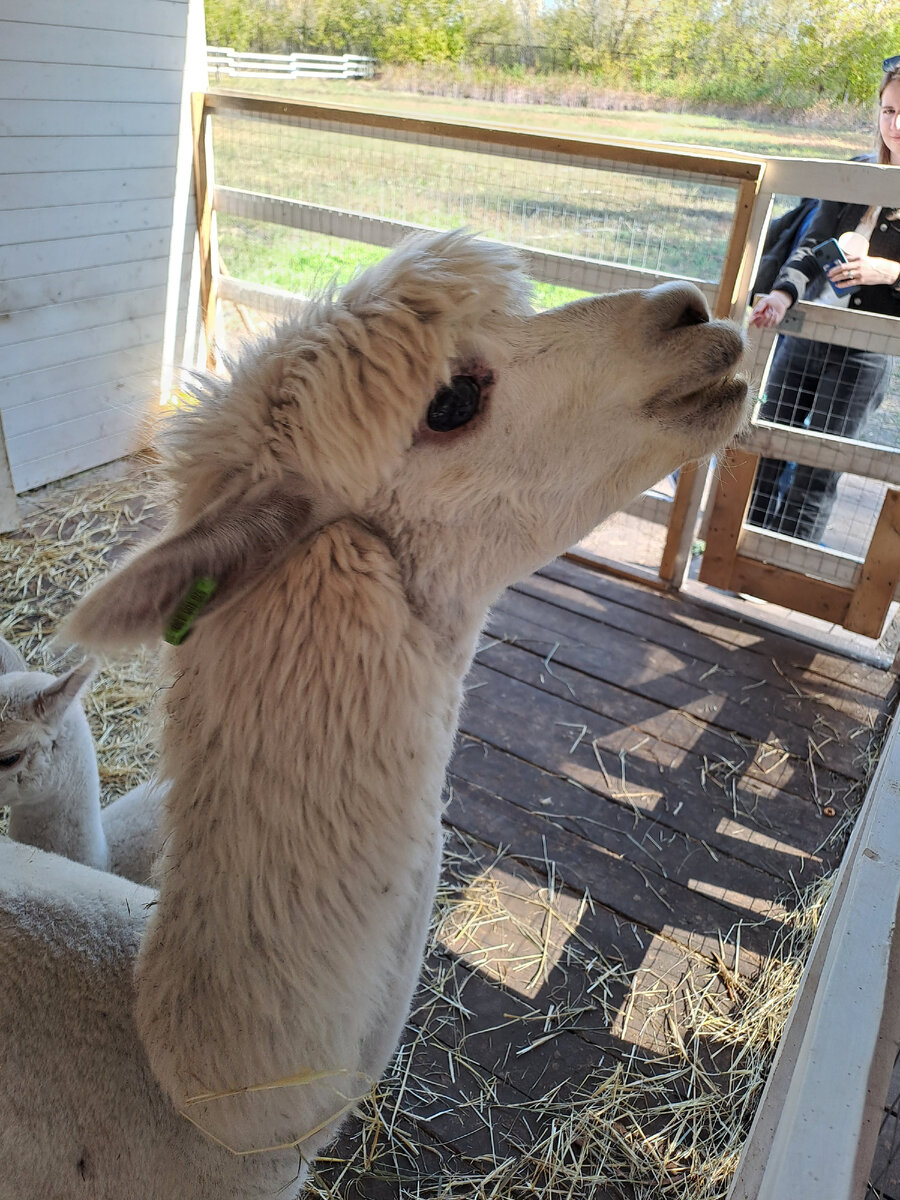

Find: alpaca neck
135;522;463;1159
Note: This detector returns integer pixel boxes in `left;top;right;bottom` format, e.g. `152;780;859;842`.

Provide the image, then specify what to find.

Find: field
212;75;870;159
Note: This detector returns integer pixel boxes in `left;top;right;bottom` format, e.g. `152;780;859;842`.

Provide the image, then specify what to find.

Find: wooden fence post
190;91;217;370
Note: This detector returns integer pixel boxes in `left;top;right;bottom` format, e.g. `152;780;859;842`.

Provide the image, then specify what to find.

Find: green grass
212;75;870;160
219;220;588;309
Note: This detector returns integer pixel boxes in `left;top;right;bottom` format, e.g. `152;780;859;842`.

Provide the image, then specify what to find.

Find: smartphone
812;238;857;295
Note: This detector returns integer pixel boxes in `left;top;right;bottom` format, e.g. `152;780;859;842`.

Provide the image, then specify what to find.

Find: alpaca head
65;230;750;650
0;639;95;807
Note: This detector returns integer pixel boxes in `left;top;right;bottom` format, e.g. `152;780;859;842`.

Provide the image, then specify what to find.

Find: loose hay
0;464;870;1197
0;458;167;808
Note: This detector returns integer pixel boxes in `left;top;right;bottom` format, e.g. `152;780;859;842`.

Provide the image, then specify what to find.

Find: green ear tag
164;576;218;646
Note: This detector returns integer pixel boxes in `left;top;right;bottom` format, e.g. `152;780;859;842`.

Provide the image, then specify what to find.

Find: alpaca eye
426;375;481;432
0;751;23;769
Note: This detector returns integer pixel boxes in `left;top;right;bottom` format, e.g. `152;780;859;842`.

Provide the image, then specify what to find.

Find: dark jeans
747;336;891;542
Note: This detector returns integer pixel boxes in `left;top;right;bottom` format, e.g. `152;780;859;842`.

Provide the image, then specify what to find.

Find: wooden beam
727;708;900;1200
659;461;707;587
697;448;760;591
727;557;852;625
0;411;19;533
844;488;900;638
190;91;217;369
203;90;763;184
716;175;763;320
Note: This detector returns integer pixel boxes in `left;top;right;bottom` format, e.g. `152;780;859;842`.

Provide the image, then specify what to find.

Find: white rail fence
207;47;375;81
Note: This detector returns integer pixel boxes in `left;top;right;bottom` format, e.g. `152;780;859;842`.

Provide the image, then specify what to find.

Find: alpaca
0;637;165;884
0;230;750;1199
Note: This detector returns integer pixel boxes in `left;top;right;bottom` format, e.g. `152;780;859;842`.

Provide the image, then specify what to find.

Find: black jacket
752;196;820;297
773;156;900;318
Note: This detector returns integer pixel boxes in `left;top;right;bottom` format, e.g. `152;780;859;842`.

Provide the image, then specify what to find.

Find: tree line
206;0;899;109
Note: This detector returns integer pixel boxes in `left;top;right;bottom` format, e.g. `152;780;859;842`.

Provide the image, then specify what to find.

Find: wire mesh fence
210;109;740;284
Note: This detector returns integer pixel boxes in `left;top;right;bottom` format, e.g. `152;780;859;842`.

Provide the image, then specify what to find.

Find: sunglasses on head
885;54;900;71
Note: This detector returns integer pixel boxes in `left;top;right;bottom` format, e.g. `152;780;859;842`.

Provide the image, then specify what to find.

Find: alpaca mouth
644;372;748;430
676;373;748;419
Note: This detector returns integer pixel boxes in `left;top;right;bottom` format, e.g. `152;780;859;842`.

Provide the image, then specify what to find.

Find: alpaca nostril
675;302;709;328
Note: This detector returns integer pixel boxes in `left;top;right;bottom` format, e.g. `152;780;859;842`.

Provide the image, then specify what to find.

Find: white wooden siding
0;2;199;499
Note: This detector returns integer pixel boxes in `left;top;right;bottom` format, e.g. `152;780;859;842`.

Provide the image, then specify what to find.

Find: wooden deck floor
5;472;898;1197
310;557;898;1197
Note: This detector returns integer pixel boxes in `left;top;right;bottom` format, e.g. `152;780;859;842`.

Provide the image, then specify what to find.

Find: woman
747;61;900;542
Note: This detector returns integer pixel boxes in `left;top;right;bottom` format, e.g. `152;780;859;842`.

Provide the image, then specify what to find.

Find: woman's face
880;79;900;164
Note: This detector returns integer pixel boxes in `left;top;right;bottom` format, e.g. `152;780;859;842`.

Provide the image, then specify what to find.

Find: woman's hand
829;255;900;288
749;289;792;328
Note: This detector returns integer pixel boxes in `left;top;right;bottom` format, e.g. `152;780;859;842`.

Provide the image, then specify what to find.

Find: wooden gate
697;157;900;640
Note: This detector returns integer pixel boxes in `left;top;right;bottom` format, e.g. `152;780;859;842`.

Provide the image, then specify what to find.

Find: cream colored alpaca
0;638;164;884
0;230;750;1199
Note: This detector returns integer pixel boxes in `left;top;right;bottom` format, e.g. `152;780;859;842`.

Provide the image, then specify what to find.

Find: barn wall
0;0;203;500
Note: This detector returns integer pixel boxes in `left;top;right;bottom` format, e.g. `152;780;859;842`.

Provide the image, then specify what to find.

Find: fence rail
207;47;375;80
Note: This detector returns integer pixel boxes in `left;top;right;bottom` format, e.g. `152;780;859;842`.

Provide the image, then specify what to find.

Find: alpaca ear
63;479;320;653
32;661;95;728
0;638;27;674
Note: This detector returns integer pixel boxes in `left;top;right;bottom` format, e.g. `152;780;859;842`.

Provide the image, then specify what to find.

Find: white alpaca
0;230;750;1199
0;637;165;884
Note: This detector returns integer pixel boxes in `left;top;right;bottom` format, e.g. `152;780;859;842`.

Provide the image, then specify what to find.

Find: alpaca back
0;841;303;1200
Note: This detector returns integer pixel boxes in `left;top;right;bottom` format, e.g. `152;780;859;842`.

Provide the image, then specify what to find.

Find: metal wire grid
210;109;740;286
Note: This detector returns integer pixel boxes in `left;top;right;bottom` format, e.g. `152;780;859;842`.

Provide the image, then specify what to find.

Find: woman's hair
876;65;900;163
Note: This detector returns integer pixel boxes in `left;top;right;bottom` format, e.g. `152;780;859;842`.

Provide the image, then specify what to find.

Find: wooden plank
1;22;187;70
0;313;164;379
0;228;171;283
205;90;763;184
459;671;846;873
0;284;168;351
716;175;762;319
0;167;177;211
728;557;852;627
845;489;900;638
739;530;863;590
8;401;151;465
191;91;217;368
446;775;779;957
477;614;864;796
0;258;169;329
406;828;754;1129
540;557;897;705
0;134;178;175
745;420;900;487
0;344;161;408
217;189;720;300
2;375;161;441
449;739;809;912
0;200;179;251
215;187;720;300
763;155;900;214
0;413;20;532
727;709;900;1200
658;460;705;586
697;447;760;591
11;426;147;494
515;567;894;723
0;62;183;105
6;98;181;139
8;1;190;38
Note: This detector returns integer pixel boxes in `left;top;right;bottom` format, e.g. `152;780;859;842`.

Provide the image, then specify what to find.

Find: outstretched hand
749;289;792;329
828;254;900;289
